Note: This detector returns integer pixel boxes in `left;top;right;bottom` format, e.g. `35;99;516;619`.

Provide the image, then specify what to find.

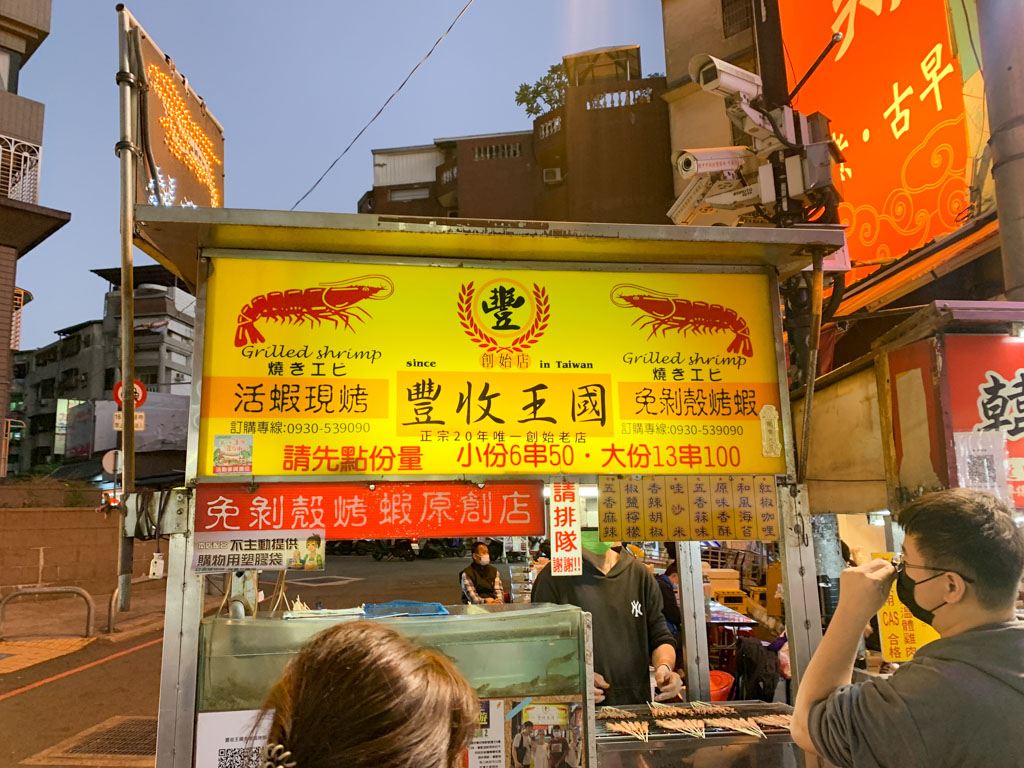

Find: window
37;378;55;400
0;48;20;94
389;187;431;202
104;368;116;391
82;334;92;348
721;0;753;38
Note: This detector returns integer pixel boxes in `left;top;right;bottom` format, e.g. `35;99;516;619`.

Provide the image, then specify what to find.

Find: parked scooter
372;539;417;561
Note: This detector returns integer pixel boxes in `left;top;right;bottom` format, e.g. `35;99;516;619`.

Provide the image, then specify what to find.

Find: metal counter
595;701;806;768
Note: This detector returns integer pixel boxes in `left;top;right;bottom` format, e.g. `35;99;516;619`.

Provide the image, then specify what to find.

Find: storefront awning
133;207;846;291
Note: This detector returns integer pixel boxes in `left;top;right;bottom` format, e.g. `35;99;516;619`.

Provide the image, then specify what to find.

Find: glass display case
197;603;588;711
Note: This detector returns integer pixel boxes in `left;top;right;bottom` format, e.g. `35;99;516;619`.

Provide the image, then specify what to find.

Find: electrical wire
289;0;478;211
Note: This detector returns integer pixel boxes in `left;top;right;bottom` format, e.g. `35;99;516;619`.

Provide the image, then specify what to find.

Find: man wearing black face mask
461;541;504;604
792;489;1024;767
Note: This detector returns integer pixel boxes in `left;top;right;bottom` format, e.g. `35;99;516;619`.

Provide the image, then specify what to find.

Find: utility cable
289;0;478;211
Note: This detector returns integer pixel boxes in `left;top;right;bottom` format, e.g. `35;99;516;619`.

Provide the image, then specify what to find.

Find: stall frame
131;207;844;768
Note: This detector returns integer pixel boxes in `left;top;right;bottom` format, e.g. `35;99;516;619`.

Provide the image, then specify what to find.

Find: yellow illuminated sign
597;475;779;542
198;258;787;477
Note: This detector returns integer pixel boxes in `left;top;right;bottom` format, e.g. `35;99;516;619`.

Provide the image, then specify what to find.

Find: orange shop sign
779;0;970;275
195;482;545;539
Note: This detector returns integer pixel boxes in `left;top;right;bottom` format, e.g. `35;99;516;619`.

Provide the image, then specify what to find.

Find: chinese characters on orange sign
550;482;582;576
873;552;940;662
200;260;786;477
780;0;969;278
597;476;778;542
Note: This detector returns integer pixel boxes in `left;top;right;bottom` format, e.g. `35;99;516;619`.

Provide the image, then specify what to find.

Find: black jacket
532;550;674;705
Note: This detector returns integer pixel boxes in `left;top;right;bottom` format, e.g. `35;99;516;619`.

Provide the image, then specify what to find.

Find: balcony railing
538;115;562;140
585;86;654;111
1;133;41;204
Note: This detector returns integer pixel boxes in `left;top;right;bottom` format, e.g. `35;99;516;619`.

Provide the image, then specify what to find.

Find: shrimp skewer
705;717;765;739
596;707;637;720
606;721;649;743
754;714;792;729
655;718;706;738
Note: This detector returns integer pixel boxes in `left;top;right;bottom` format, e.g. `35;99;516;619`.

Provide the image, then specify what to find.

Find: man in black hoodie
532;531;682;705
793;488;1024;767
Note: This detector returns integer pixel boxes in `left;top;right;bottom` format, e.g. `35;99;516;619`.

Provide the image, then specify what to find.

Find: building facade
659;0;755;206
360;46;674;225
9;266;194;474
0;0;70;455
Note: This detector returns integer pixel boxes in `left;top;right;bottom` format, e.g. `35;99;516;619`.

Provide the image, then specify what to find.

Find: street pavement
0;553;507;767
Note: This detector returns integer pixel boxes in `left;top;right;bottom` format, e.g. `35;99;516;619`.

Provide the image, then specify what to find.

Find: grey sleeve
643;569;674;653
808;678;929;768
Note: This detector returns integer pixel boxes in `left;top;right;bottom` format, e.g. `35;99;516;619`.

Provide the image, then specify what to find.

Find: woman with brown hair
256;620;479;768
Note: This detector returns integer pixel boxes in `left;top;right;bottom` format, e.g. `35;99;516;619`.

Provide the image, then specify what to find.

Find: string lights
147;63;223;207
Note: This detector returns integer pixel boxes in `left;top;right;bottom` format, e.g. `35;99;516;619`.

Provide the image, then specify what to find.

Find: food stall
125;205;843;768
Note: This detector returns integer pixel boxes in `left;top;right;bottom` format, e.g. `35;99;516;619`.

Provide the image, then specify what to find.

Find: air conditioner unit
542;167;563;184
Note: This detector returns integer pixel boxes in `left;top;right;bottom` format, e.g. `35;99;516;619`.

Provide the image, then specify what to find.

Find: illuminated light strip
147;63;223;207
836;220;1000;315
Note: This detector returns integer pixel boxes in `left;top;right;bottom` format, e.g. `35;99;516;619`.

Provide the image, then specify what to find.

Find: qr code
967;454;997;486
217;747;261;768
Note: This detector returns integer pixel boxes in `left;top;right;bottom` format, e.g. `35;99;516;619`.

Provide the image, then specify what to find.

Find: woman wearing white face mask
461;541;505;604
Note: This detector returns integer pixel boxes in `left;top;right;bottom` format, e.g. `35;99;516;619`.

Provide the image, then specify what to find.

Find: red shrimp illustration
610;283;753;357
235;274;395;346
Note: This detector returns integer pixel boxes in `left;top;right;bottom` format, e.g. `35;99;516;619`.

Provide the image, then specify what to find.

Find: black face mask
895;569;948;625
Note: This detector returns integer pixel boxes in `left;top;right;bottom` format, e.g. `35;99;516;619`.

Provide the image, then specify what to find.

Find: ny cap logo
631;600;642;618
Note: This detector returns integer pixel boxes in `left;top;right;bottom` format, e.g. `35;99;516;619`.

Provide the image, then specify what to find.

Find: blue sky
17;1;666;349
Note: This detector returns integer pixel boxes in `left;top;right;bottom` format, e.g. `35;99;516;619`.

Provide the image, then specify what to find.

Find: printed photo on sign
461;699;506;768
214;434;253;474
508;699;584;768
192;529;325;573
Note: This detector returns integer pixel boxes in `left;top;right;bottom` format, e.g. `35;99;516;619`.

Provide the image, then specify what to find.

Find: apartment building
0;0;70;442
9;265;194;473
360;45;674;225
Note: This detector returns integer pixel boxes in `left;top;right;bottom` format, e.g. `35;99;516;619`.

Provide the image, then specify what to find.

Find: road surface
0;553;507;766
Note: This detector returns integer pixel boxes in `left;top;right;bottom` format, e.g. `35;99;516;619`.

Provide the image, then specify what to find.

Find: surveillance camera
688;54;762;101
673;147;755;178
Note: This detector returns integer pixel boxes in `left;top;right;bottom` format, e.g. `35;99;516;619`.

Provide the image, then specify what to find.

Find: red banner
195;482;545;539
945;335;1024;507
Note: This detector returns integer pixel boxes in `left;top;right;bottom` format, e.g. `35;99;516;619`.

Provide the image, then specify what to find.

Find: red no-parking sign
113;379;148;409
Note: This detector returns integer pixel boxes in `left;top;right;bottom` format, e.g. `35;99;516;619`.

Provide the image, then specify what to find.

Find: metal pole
977;0;1024;300
751;0;790;109
116;4;137;611
779;484;822;693
676;541;711;701
797;254;824;483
